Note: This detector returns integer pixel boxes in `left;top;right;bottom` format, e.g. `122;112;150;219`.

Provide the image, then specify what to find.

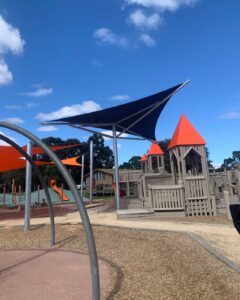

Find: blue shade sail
47;83;183;141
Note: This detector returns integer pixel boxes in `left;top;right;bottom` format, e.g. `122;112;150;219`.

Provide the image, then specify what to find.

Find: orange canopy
60;156;82;167
140;154;148;162
168;115;206;149
0;144;80;173
148;143;164;155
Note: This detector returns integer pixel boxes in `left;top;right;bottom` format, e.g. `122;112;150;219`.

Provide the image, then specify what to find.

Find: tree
205;146;214;168
87;134;114;168
158;139;171;173
218;151;240;171
119;156;141;169
0;134;114;188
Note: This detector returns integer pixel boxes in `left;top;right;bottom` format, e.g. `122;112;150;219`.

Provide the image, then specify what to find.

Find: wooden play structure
137;115;217;216
135;115;239;217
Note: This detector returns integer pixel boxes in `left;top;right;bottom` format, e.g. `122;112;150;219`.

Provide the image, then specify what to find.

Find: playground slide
50;179;69;201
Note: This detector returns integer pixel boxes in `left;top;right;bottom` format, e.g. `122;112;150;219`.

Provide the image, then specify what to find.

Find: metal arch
0;134;56;246
0;122;100;300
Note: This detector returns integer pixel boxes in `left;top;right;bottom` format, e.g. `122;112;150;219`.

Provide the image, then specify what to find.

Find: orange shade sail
168;115;206;149
0;144;80;173
60;156;82;167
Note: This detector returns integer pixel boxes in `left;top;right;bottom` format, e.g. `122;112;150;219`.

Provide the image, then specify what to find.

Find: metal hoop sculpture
0;122;100;300
0;133;55;246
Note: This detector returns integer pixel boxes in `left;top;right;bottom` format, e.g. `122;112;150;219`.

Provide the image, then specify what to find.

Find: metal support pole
90;141;93;203
81;154;85;198
24;141;33;232
112;123;120;210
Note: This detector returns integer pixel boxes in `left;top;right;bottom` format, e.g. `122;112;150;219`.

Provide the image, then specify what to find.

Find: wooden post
223;190;232;220
13;186;17;205
61;183;64;204
11;178;15;204
126;170;130;196
227;171;233;196
37;185;40;204
3;186;6;206
143;175;147;199
211;194;217;216
18;185;21;211
236;169;240;197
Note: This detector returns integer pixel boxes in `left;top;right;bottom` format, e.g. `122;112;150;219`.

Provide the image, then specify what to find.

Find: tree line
0;134;114;190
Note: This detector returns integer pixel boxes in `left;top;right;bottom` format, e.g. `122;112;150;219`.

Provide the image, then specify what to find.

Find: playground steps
152;211;186;217
116;208;154;219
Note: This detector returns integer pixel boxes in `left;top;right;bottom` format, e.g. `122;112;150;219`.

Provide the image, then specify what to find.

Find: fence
117;170;142;183
185;176;217;216
148;184;184;211
209;170;240;200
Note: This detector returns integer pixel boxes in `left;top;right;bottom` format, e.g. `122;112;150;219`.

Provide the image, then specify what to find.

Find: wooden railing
185;175;217;216
145;174;173;186
148;184;184;211
185;175;208;200
116;170;142;183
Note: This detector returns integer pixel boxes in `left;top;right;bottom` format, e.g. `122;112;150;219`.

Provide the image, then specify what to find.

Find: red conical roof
168;115;206;149
148;143;164;155
140;154;148;161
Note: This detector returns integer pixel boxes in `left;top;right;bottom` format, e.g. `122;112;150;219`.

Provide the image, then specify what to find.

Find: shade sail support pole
89;141;93;204
81;154;84;198
24;141;33;232
112;123;120;210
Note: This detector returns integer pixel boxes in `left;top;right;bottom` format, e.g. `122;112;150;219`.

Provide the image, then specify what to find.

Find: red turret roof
168;114;206;149
140;154;148;162
148;143;164;155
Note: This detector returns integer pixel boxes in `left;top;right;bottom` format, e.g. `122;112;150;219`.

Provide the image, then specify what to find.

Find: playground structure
134;115;239;217
49;179;69;201
0;81;239;299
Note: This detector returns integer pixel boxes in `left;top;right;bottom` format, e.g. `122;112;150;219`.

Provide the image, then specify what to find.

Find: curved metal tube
0;122;100;300
0;134;55;246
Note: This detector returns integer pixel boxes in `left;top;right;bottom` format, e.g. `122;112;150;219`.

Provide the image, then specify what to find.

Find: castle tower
140;154;148;174
168;115;216;216
147;143;165;173
168;114;207;182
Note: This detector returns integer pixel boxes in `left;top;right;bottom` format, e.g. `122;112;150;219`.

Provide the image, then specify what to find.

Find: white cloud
124;0;198;11
0;130;17;145
110;94;130;101
26;102;37;109
0;15;25;55
37;125;58;132
101;130;129;140
110;143;122;150
21;87;53;97
129;9;162;30
5;104;22;109
92;59;103;67
0;59;12;85
94;28;129;47
36;100;102;121
219;112;240;120
0;15;25;86
139;33;156;46
2;117;24;124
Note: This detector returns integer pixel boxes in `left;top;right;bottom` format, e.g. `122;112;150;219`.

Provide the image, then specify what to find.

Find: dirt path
1;210;240;267
0;225;240;300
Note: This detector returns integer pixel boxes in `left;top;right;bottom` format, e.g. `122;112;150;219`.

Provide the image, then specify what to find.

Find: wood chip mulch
0;225;240;300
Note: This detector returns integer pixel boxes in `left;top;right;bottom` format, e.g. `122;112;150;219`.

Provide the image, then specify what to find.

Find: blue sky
0;0;240;166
